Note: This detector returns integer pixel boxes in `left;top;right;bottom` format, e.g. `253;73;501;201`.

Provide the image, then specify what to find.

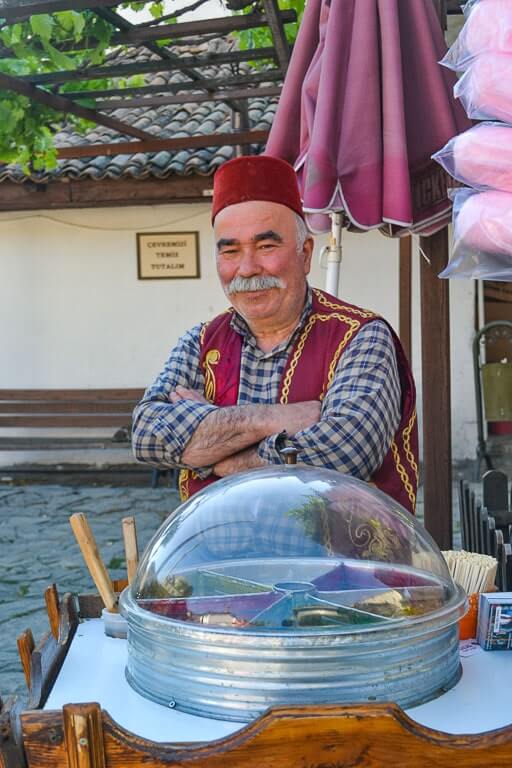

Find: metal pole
325;212;343;297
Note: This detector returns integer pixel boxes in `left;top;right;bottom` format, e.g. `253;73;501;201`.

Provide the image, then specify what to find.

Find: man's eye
258;243;276;251
220;248;238;257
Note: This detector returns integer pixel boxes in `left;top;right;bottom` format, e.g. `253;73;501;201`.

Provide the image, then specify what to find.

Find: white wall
0;204;476;458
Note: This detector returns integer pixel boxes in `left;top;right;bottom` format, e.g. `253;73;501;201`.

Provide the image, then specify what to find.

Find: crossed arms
132;320;401;481
169;384;320;475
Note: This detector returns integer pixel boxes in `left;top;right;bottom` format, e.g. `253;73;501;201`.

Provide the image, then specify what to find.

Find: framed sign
137;232;200;279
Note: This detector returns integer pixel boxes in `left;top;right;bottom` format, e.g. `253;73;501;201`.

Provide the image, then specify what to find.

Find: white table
45;619;512;743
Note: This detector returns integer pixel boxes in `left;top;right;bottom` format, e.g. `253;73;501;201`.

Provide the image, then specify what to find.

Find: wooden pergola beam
55;129;269;159
61;71;284;100
109;10;296;46
92;6;254;116
93;6;208;85
0;71;154;141
261;0;291;73
0;0;118;21
23;47;278;86
93;86;281;111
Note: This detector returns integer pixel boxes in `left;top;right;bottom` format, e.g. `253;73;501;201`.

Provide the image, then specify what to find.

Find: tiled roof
0;41;278;185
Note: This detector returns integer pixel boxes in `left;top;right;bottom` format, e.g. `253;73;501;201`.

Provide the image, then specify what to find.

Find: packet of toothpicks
442;550;498;641
441;550;497;594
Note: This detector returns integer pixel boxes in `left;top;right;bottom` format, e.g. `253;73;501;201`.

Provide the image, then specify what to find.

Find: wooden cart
2;583;512;768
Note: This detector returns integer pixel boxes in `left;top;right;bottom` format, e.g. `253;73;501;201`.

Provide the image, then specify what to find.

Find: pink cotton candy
453;124;512;192
465;0;512;58
458;52;512;121
456;190;512;255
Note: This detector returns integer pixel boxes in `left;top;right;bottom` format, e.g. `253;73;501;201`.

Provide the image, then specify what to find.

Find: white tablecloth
44;619;512;743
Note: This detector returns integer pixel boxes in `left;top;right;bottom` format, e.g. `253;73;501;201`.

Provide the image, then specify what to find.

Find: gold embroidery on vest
345;510;402;561
178;468;203;502
326;323;361;389
402;408;419;485
391;440;416;510
178;469;190;501
203;349;220;402
313;288;376;319
280;313;361;404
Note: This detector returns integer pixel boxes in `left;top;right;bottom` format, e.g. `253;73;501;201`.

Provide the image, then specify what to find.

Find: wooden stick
17;628;35;690
69;513;117;612
122;516;139;585
44;583;60;641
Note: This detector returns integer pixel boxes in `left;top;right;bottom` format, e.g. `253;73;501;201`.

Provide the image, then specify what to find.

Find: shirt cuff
257;432;288;464
152;400;217;463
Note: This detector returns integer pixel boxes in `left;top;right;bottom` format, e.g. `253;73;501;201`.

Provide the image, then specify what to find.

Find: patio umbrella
266;0;470;295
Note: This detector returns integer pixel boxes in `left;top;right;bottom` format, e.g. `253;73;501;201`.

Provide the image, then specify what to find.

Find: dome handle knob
279;447;298;465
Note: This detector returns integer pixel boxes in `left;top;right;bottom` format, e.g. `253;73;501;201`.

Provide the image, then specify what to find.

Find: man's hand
214;446;265;477
170;385;209;405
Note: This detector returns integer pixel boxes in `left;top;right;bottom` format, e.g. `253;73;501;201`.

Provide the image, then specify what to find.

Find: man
132;155;418;513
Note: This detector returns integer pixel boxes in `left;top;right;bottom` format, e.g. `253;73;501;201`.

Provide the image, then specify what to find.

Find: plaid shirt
132;288;401;481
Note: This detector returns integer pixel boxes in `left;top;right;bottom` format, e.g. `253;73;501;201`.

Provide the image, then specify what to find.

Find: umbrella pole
325;212;344;298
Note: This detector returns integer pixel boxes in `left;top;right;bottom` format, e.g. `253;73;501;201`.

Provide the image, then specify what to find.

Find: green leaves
149;1;164;19
30;13;54;41
0;0;301;172
0;90;59;172
235;0;305;57
41;39;74;69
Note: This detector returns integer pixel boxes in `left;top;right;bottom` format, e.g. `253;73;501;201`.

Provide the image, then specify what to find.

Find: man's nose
237;245;261;276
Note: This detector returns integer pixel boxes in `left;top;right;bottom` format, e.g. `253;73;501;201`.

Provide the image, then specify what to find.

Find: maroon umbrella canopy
266;0;470;235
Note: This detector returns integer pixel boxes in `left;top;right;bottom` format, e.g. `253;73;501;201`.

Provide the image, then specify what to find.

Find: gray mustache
227;275;285;294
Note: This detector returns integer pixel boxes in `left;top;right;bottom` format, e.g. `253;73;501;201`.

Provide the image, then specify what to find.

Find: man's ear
302;237;314;275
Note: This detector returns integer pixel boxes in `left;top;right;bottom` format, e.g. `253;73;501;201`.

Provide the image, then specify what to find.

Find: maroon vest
179;288;419;514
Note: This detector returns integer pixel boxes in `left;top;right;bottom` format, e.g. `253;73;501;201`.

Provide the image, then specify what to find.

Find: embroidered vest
179;288;418;514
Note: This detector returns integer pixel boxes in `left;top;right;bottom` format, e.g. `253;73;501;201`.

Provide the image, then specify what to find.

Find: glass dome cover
131;465;458;633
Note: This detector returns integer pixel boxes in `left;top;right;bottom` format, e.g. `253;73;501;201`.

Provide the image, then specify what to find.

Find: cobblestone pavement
0;479;462;703
0;482;180;700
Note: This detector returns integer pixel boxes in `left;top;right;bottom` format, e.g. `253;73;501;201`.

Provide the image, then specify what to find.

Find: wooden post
399;236;412;362
420;227;452;548
63;703;106;768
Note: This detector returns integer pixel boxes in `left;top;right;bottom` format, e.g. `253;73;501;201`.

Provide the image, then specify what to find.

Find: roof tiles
0;40;279;185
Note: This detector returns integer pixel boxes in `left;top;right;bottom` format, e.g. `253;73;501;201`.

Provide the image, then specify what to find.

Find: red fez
211;155;304;222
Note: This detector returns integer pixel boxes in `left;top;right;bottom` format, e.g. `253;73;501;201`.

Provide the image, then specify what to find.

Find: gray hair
294;213;310;254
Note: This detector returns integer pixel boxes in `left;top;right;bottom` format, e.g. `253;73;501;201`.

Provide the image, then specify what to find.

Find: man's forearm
181;400;320;467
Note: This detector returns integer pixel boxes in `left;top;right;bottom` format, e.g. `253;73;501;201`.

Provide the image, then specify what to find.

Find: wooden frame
136;232;200;281
18;702;512;768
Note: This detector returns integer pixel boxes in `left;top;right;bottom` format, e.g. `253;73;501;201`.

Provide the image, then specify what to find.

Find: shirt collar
229;285;313;351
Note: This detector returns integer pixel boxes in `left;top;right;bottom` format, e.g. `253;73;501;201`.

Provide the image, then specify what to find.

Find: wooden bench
0;388;145;452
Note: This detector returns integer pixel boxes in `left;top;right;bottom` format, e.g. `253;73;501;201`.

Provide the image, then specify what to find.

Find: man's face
214;201;313;327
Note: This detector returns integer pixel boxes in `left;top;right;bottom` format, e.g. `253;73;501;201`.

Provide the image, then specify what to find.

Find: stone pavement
0;478;462;703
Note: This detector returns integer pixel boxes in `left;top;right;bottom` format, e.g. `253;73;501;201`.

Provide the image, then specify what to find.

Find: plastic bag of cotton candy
442;0;512;72
439;188;512;281
454;52;512;122
433;122;512;192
